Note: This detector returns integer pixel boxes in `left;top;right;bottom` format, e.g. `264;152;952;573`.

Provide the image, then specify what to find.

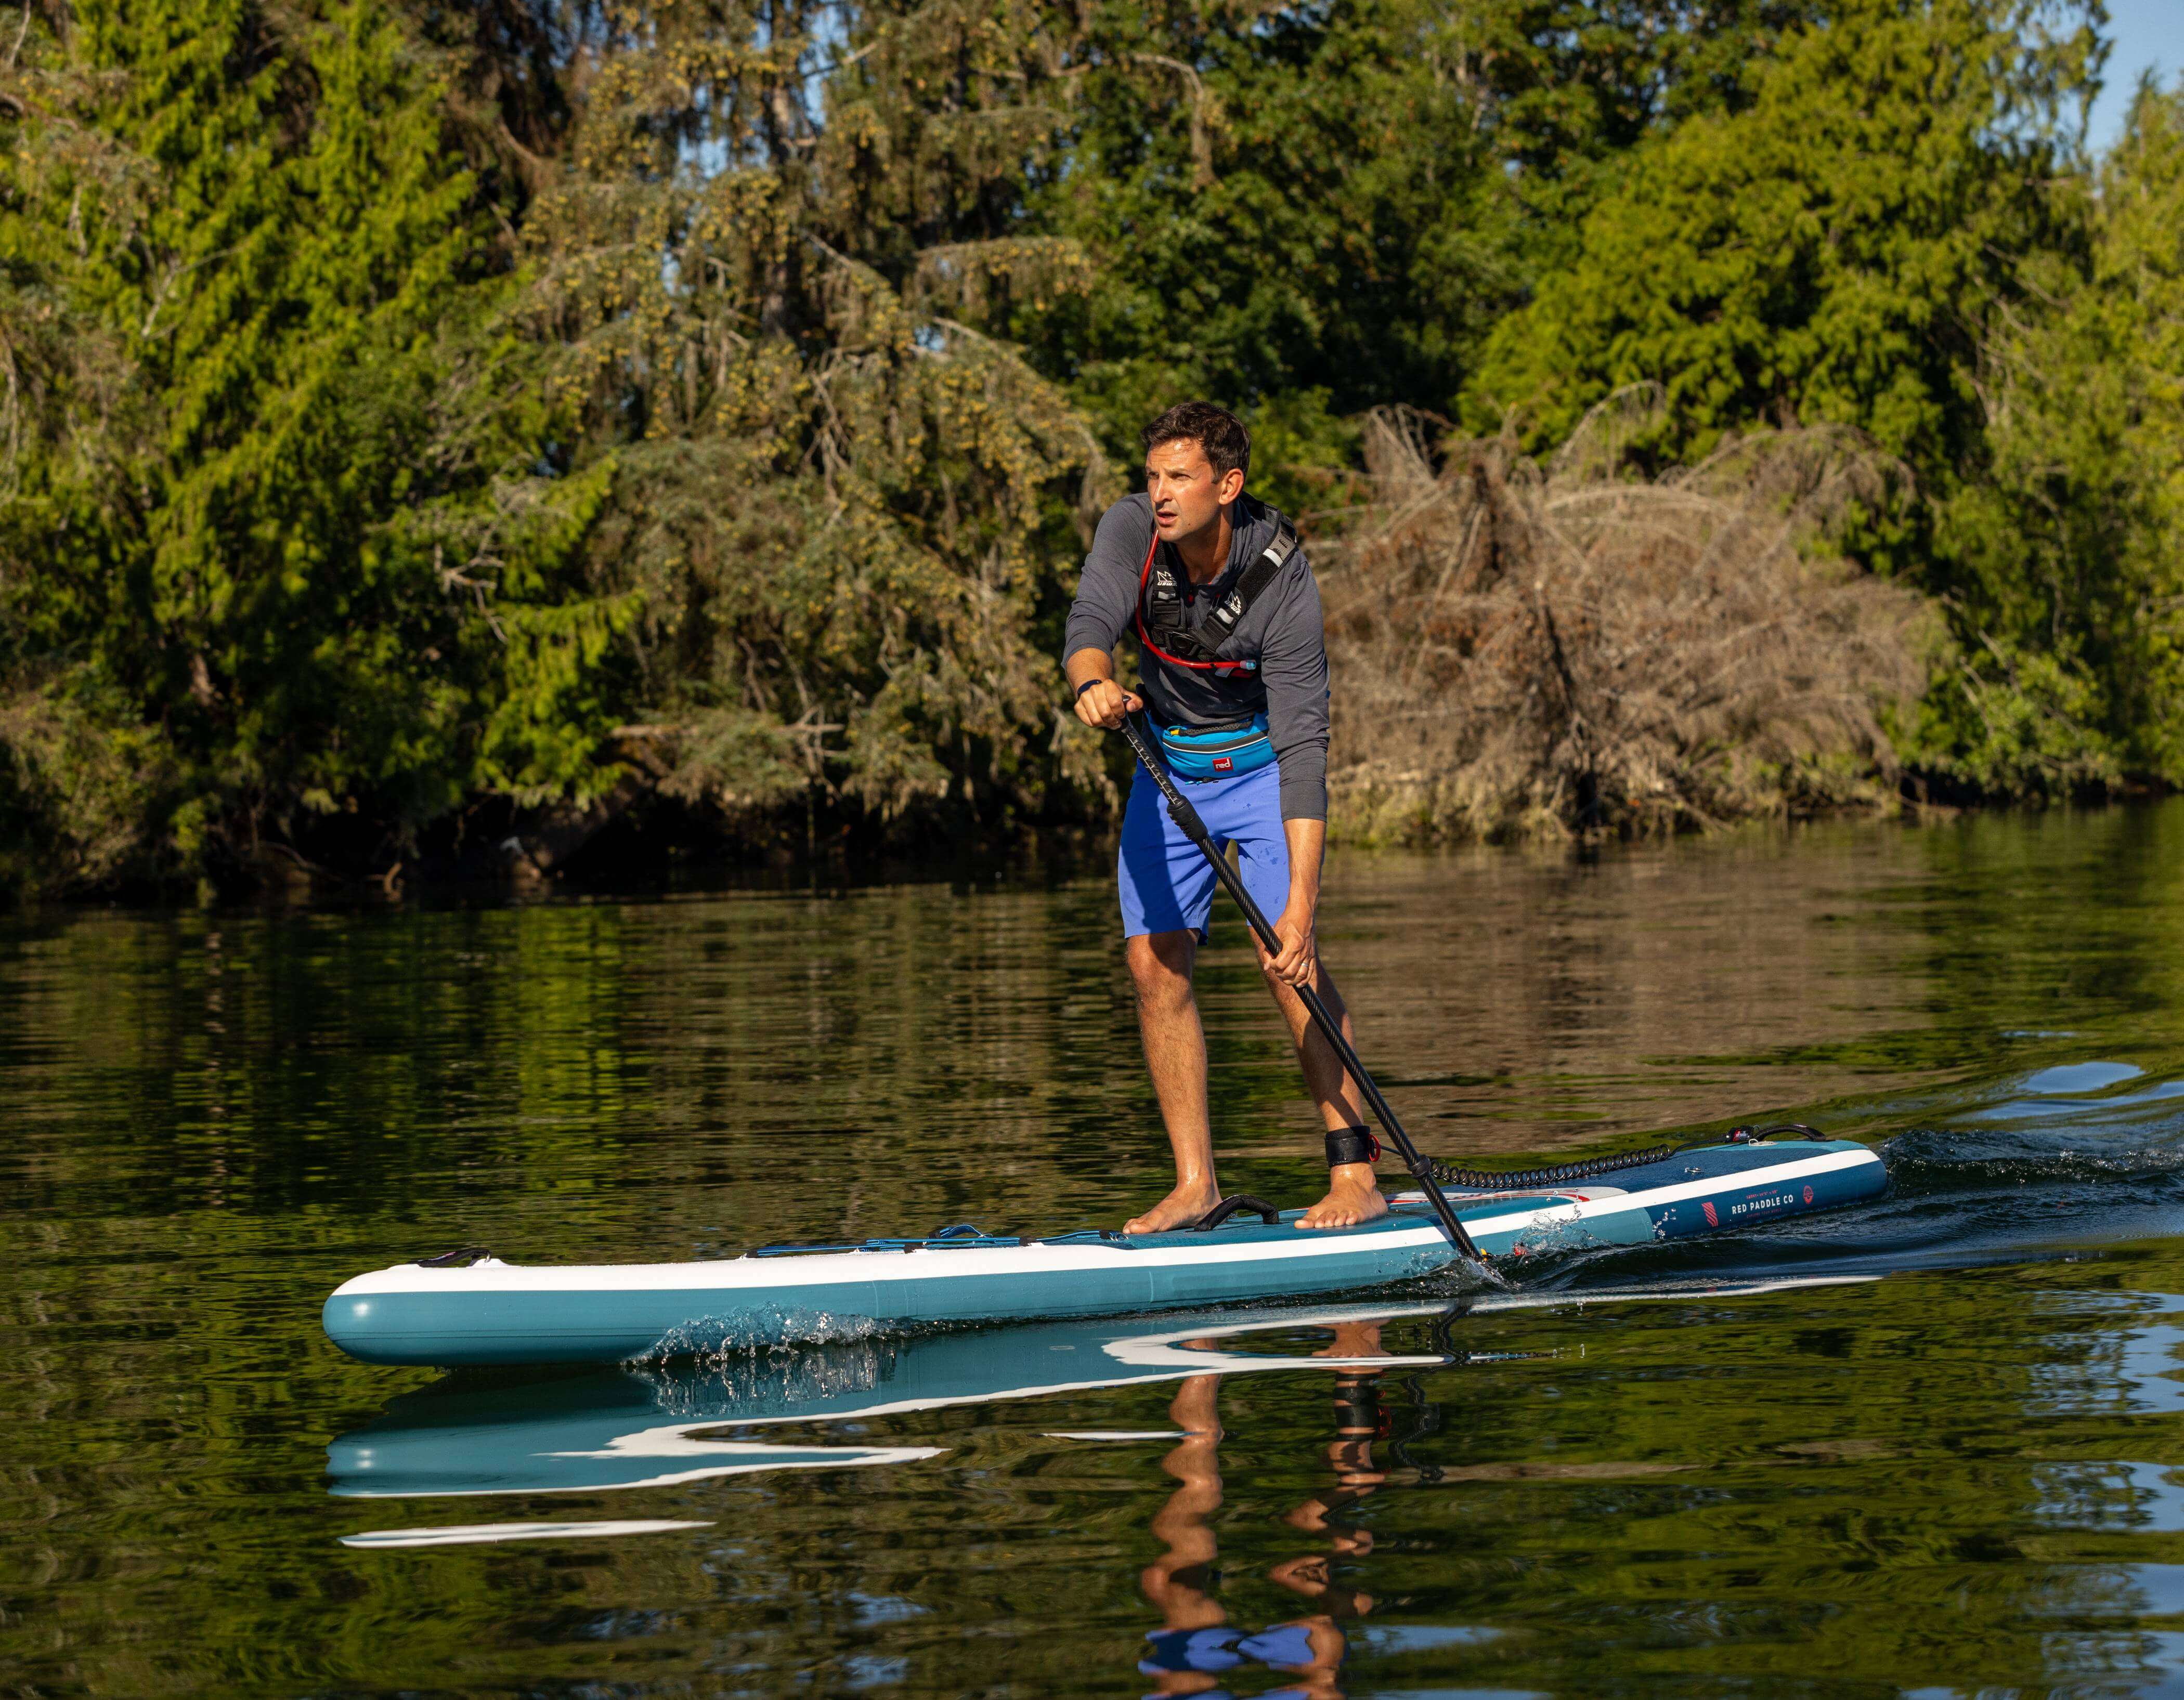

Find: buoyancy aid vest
1134;515;1301;678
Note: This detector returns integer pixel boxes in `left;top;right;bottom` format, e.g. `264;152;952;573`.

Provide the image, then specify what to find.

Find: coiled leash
1429;1123;1826;1192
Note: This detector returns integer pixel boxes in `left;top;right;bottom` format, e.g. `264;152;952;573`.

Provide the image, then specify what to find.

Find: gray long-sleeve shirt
1063;491;1330;821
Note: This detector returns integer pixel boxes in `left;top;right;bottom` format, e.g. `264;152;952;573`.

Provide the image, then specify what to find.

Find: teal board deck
322;1138;1887;1366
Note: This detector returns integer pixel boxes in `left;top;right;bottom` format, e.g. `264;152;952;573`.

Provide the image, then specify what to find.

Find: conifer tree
516;0;1102;836
1927;82;2184;792
1;0;618;886
1464;0;2102;479
1009;0;1832;494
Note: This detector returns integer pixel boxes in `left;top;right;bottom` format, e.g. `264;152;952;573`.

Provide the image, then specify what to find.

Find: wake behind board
322;1135;1884;1366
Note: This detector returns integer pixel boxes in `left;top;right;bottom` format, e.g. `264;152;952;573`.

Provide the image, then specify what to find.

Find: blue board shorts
1139;1621;1325;1679
1119;759;1291;941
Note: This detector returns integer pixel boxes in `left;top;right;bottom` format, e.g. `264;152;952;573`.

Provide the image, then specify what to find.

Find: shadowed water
5;804;2184;1696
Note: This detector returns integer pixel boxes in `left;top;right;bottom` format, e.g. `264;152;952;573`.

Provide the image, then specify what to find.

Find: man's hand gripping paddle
1115;713;1485;1263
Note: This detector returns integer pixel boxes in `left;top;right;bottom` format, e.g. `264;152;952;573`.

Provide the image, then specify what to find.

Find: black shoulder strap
1204;518;1298;643
1140;516;1299;664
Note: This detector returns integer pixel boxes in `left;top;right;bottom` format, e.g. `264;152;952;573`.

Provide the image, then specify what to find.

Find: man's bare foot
1312;1322;1384;1359
1297;1168;1387;1230
1126;1183;1221;1235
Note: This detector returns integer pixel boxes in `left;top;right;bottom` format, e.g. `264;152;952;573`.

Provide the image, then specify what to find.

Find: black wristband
1075;678;1102;699
1325;1126;1381;1168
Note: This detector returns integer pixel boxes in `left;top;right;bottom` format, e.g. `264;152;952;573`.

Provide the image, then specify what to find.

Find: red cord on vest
1134;533;1255;676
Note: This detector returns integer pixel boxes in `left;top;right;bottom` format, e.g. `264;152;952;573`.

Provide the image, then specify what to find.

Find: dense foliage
0;0;620;888
1927;84;2184;793
0;0;2174;894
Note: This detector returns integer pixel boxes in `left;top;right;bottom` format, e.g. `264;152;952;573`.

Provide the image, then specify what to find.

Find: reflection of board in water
321;1134;1888;1366
325;1303;1451;1500
328;1283;1882;1554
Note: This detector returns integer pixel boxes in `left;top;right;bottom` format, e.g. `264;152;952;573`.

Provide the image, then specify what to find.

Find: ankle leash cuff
1325;1126;1381;1168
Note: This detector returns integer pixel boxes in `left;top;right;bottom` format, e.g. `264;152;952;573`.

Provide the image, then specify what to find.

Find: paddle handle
1116;715;1483;1261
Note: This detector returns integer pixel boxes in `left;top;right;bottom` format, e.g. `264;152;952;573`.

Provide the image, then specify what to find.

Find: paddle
1115;712;1484;1262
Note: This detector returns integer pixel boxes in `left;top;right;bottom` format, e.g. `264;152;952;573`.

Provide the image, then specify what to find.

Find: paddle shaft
1116;714;1483;1261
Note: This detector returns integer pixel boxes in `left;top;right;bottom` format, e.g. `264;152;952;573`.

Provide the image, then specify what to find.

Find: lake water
6;804;2184;1697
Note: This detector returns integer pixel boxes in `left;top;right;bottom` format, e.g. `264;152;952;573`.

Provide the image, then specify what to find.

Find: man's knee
1127;931;1197;1011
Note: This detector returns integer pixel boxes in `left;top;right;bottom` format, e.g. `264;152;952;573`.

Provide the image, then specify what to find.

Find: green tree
0;0;619;891
512;0;1104;842
1008;0;1831;505
1923;81;2184;793
1010;0;1506;496
1464;0;2102;483
1481;0;1827;174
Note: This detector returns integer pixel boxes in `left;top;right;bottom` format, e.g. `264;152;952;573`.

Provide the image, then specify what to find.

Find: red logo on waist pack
1213;756;1233;771
1701;1200;1718;1226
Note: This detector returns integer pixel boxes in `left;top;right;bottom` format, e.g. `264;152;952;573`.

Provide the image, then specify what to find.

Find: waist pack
1153;714;1275;782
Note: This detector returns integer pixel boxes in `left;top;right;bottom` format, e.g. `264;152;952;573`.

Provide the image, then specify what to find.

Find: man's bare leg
1125;929;1223;1234
1141;1374;1226;1683
1256;948;1387;1230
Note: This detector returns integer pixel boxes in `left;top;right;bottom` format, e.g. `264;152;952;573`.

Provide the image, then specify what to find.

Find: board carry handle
418;1245;491;1267
1115;712;1484;1263
1192;1193;1283;1231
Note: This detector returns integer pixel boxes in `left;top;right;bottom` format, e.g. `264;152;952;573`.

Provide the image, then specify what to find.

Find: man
1064;401;1382;1235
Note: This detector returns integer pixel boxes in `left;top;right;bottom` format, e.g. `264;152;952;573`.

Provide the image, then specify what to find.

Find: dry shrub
1318;389;1934;843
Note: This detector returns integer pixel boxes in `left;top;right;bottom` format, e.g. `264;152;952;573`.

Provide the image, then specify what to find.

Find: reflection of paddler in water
1137;1322;1389;1698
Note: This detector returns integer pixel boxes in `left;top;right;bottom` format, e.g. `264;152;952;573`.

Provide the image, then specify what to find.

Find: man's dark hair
1142;401;1250;481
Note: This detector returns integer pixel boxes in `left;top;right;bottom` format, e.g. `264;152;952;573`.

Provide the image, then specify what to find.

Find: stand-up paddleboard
321;1133;1886;1366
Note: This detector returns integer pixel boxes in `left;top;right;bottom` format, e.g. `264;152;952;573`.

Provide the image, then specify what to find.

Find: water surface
6;804;2184;1695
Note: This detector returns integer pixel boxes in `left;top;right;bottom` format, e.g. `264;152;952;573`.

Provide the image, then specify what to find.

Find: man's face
1145;438;1244;543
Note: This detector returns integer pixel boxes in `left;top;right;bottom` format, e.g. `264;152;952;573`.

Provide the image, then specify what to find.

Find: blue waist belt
1153;714;1275;782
